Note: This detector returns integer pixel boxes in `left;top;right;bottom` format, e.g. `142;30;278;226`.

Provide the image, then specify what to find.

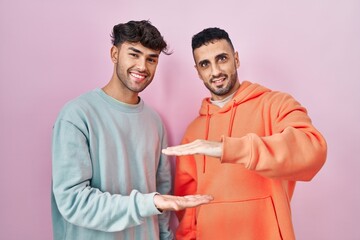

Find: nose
136;58;146;72
210;63;221;77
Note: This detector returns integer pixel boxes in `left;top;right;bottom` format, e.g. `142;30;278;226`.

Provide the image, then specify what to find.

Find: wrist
153;194;163;212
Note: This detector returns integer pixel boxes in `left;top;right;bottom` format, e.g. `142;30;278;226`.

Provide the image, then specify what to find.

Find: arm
221;129;326;181
52;120;160;232
53;120;212;233
163;94;327;181
221;94;327;181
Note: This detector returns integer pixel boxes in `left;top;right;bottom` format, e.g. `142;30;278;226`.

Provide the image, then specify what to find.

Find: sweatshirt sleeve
173;138;198;240
52;119;160;232
221;93;327;181
156;128;174;240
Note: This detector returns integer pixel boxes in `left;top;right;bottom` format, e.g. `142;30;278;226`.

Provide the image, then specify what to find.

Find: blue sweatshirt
51;89;173;240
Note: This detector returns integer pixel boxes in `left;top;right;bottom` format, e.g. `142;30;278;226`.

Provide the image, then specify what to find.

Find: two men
51;20;212;240
52;21;327;240
163;27;327;239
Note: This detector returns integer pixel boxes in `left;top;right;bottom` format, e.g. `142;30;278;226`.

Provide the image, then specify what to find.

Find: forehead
120;41;161;56
193;39;233;62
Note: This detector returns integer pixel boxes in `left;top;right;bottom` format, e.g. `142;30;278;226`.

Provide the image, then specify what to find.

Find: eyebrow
198;59;210;66
215;53;228;60
128;47;159;58
198;52;228;66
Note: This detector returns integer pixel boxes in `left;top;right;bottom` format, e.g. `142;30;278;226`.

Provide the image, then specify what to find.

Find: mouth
130;71;147;82
211;76;227;87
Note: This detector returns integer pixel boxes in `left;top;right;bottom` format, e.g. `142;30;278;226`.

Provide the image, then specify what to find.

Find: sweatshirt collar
95;88;144;113
199;81;270;116
210;91;236;108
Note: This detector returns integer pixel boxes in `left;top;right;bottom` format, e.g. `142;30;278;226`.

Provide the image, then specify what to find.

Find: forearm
53;185;159;232
52;120;160;231
221;127;327;181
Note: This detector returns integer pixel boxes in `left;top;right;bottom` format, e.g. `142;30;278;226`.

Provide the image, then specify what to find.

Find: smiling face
193;39;240;100
111;41;160;96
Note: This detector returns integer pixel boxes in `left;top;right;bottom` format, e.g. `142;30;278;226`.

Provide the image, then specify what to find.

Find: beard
204;71;238;97
116;64;152;93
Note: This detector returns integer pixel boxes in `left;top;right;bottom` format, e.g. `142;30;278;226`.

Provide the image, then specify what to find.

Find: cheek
198;69;210;80
224;65;232;72
149;64;158;74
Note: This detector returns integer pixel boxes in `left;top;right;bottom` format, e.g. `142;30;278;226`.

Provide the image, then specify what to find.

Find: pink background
1;0;359;239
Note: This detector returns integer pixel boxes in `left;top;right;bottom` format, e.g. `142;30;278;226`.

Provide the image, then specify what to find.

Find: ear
234;51;240;69
110;46;119;63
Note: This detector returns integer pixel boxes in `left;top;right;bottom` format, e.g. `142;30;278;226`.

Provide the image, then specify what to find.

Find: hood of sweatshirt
200;81;270;116
197;81;270;173
199;81;270;139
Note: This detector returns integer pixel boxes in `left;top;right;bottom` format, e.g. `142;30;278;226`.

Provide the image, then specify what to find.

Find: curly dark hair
192;27;234;51
111;20;171;55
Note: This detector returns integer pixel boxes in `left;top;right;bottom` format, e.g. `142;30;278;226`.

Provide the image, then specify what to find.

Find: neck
211;82;240;101
102;81;139;105
211;92;236;108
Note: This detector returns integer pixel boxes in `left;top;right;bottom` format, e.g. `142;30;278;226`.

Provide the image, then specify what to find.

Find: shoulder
256;87;300;106
268;91;302;106
261;90;307;117
56;90;101;122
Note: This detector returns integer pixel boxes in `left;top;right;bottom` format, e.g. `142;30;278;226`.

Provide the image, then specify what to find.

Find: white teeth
212;77;226;83
131;73;145;79
213;79;224;83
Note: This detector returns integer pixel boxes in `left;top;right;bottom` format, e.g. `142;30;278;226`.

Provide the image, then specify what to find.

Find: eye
147;58;157;64
219;55;227;62
129;53;138;58
199;62;209;68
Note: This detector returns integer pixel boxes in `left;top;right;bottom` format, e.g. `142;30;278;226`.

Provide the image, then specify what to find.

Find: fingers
179;194;214;208
162;139;222;157
183;194;213;201
162;140;204;156
155;194;214;211
161;147;195;156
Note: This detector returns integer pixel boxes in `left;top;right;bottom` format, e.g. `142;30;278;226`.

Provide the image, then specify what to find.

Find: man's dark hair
111;20;171;55
192;27;234;51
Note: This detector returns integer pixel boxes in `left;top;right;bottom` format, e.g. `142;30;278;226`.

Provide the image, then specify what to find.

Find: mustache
210;74;228;83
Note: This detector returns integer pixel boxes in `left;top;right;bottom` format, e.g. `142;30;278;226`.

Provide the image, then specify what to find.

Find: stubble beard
205;71;238;97
116;64;152;93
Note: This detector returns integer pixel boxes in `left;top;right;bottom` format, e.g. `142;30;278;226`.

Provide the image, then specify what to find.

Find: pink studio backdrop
1;1;359;239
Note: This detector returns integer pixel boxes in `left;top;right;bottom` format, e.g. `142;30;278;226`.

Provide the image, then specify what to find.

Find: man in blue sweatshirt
51;20;213;240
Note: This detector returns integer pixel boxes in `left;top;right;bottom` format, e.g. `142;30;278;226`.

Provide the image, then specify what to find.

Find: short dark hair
111;20;171;55
192;27;234;51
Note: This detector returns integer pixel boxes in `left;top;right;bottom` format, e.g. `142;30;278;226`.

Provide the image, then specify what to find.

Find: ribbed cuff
139;192;162;217
220;135;251;168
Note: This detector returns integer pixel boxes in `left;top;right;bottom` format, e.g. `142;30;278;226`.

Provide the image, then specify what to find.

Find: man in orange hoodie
162;27;327;239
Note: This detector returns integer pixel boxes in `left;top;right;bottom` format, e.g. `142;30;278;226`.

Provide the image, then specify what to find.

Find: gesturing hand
162;139;222;158
153;194;213;211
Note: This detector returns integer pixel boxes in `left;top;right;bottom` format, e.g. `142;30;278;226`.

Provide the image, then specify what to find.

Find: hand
162;139;222;157
153;194;213;211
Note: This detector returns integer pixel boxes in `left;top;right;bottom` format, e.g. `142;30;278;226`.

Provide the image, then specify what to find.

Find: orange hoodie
174;81;327;240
